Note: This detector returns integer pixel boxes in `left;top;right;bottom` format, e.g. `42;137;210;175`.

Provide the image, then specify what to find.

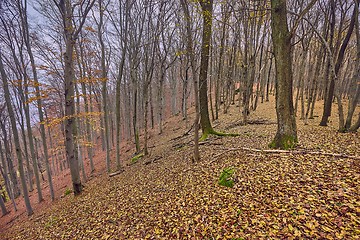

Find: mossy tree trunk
198;0;214;139
270;0;297;149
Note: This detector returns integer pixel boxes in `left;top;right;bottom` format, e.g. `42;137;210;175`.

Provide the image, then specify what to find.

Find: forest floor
1;96;360;239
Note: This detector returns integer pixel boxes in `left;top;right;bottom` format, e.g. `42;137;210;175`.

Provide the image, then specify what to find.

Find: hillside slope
2;98;360;239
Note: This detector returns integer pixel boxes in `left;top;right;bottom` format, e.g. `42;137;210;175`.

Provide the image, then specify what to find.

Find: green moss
269;134;297;150
200;129;239;141
199;131;209;142
268;141;276;149
64;188;73;196
338;127;347;133
131;153;144;163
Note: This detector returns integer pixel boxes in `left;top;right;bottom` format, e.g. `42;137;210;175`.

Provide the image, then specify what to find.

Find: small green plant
236;209;242;217
218;167;235;188
64;188;73;196
131;152;144;163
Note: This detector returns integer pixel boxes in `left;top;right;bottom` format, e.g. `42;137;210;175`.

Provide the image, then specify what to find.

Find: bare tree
269;0;297;149
180;0;199;162
0;50;33;215
53;0;96;195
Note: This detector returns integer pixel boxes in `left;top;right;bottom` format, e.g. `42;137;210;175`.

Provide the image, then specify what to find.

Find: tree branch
290;0;319;37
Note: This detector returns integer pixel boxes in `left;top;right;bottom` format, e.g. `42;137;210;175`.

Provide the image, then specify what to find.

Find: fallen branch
225;118;276;130
170;123;194;142
109;169;124;177
144;156;162;165
221;147;360;160
199;141;223;146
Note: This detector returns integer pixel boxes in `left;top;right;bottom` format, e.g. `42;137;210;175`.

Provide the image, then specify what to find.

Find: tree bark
269;0;297;149
98;0;111;172
0;138;16;211
0;188;8;216
198;0;214;139
320;0;357;126
0;52;33;215
55;0;96;194
181;0;200;162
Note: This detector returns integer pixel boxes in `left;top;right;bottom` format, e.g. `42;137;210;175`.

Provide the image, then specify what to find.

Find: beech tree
53;0;96;195
319;0;357;128
0;50;33;215
269;0;297;149
15;0;55;202
180;0;200;161
198;0;214;140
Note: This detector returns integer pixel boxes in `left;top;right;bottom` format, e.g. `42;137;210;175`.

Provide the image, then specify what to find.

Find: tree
0;128;17;212
269;0;297;149
0;185;8;216
198;0;214;140
53;0;96;195
338;0;359;132
180;0;200;162
197;0;238;141
16;0;54;201
0;50;33;215
319;0;357;127
96;0;111;172
112;0;131;170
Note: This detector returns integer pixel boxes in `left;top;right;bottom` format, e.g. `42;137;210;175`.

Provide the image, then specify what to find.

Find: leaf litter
2;100;360;239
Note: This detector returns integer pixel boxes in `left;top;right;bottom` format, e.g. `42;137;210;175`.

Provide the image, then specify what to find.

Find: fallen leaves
3;101;360;239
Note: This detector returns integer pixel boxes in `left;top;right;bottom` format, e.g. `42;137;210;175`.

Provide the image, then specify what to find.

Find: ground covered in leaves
2;98;360;239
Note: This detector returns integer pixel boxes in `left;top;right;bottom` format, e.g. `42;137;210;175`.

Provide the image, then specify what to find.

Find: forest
0;0;359;239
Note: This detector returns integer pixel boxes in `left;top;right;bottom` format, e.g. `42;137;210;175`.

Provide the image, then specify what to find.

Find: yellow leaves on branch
38;65;49;70
77;138;95;148
25;91;49;104
77;76;107;84
41;111;102;128
84;26;97;33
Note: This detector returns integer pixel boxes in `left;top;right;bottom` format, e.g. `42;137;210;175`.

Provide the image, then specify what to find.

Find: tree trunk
198;0;214;139
344;1;360;131
24;4;54;201
0;139;16;211
55;0;96;195
349;113;360;132
181;0;200;162
115;0;130;170
269;0;297;149
0;52;33;215
0;123;20;199
266;56;273;102
0;189;8;216
320;0;357;126
98;0;111;172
